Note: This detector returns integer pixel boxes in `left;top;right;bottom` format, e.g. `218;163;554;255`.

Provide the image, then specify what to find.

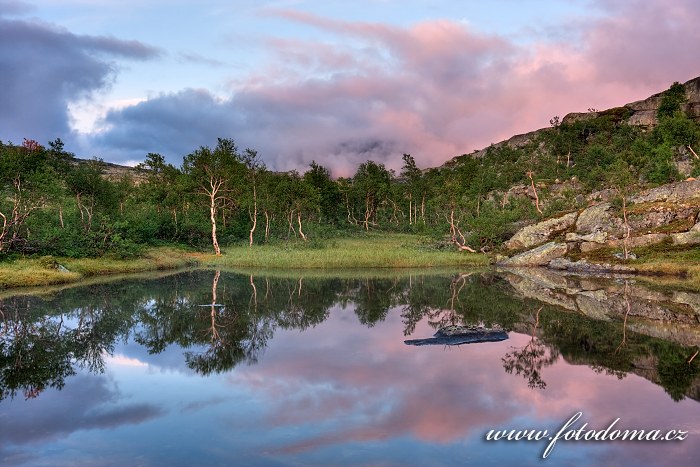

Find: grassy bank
202;234;490;269
0;247;199;289
0;235;489;290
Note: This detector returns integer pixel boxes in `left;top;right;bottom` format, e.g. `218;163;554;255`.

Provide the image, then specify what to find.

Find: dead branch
526;170;543;215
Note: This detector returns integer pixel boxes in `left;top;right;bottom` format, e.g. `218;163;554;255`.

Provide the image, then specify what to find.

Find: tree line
1;82;699;258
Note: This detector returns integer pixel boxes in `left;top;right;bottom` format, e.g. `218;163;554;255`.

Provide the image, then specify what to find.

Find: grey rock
576;203;621;235
630;179;700;204
565;231;608;243
498;242;568;267
547;258;636;274
671;230;700;245
504;212;578;251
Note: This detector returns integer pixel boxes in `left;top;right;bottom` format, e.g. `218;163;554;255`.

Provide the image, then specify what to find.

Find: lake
1;269;699;466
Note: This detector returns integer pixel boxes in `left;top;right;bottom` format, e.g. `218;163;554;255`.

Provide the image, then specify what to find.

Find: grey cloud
0;0;33;16
178;51;225;67
0;16;159;145
0;374;165;446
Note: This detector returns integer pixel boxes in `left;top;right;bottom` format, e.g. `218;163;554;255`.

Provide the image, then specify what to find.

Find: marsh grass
0;247;198;290
0;235;488;290
203;234;490;269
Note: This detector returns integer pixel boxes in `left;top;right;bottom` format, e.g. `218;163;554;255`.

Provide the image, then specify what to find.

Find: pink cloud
97;1;700;175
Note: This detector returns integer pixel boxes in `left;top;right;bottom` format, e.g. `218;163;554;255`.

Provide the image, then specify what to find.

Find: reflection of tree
0;295;134;400
616;281;632;354
401;273;523;336
352;278;397;326
502;306;559;389
2;270;700;404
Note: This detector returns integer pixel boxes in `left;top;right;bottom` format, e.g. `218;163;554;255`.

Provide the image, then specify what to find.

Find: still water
1;269;699;466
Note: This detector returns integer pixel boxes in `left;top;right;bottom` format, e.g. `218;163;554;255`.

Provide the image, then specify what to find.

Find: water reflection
1;270;699;402
0;269;699;465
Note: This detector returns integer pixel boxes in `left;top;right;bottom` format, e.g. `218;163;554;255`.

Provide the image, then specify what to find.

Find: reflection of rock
547;258;636;275
498;242;568;266
503;268;578;311
575;291;613;321
499;268;700;347
504;213;577;250
404;326;508;346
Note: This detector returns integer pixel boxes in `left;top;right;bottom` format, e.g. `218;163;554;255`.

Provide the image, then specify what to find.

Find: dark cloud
0;15;160;145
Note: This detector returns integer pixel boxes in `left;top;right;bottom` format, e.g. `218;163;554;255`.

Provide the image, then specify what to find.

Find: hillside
443;75;700;168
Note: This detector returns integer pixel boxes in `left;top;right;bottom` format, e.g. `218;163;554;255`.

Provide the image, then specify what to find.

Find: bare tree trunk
408;193;413;225
448;207;476;252
209;192;221;256
420;194;425;222
264;210;270;242
172;208;178;239
297;212;307;241
364;195;371;231
59;205;64;229
527;170;543;215
688;145;699;160
249;183;257;247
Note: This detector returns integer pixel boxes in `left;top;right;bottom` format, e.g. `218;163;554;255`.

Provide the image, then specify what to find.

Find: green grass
0;247;198;290
202;234;490;269
0;235;488;291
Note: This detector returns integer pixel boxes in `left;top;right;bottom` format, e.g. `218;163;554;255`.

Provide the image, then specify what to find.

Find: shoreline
0;235;489;291
0;234;698;293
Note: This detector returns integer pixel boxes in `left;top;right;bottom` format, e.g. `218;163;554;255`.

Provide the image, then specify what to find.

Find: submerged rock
404;325;508;346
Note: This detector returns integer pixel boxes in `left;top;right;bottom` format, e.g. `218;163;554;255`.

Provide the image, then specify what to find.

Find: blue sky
1;0;698;174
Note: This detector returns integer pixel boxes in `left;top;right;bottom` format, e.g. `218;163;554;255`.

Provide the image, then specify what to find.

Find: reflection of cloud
225;308;700;464
105;354;149;367
229;310;524;453
0;374;165;447
181;396;229;413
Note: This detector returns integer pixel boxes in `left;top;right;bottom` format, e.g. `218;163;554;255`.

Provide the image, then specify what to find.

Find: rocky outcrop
504;213;577;251
630;179;700;204
498;242;568;266
671;222;700;245
624;76;700;128
499;176;700;268
575;202;621;235
443;76;700;169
